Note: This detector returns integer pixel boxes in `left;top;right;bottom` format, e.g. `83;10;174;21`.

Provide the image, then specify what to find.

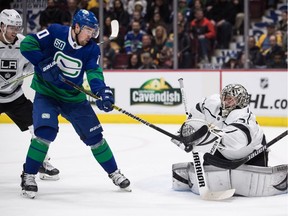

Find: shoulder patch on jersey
54;38;66;50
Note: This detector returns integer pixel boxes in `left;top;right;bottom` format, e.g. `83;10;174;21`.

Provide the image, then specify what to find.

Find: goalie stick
204;129;288;169
97;20;119;45
59;75;202;146
178;77;235;201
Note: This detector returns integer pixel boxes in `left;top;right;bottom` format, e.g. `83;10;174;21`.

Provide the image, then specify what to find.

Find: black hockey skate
21;171;38;199
39;157;60;181
109;169;131;191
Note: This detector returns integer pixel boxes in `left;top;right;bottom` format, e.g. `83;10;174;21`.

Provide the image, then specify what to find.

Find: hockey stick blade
109;20;119;39
0;72;34;89
201;189;236;201
59;76;195;145
204;130;288;169
97;20;119;45
192;151;235;201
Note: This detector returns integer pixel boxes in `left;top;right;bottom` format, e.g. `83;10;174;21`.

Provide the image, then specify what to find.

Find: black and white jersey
0;34;33;103
190;94;264;160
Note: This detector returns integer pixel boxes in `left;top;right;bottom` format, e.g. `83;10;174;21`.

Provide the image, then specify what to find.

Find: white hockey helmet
0;9;23;43
0;9;23;28
220;84;250;117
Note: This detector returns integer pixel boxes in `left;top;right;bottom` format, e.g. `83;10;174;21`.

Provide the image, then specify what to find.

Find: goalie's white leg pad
172;163;190;191
231;164;288;197
173;162;288;197
186;162;232;195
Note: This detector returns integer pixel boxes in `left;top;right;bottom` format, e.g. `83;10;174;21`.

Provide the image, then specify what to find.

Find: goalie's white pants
172;162;288;197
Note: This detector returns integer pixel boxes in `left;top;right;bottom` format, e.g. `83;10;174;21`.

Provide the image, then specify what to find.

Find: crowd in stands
19;0;288;69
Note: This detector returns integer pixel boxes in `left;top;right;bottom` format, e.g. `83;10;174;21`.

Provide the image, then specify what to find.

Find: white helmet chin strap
1;26;13;44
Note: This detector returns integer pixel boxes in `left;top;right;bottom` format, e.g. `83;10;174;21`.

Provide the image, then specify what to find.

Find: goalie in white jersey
0;9;60;181
172;84;287;197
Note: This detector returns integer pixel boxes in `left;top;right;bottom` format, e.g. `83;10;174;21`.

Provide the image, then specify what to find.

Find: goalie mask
72;9;99;39
221;84;250;117
0;9;23;43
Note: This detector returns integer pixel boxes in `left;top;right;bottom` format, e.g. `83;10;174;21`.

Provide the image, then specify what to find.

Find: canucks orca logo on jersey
54;51;82;78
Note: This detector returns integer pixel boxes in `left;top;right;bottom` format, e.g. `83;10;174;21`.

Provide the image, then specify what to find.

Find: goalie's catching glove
171;123;209;153
38;57;62;84
96;87;114;112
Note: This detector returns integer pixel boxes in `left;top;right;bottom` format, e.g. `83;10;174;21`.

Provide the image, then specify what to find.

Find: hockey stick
97;20;119;45
178;77;235;201
0;72;34;89
204;129;288;169
59;75;201;145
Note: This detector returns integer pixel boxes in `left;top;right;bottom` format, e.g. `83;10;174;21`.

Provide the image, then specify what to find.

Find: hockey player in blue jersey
20;9;130;198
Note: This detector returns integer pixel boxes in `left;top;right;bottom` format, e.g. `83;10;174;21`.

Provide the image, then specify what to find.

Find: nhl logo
260;78;269;89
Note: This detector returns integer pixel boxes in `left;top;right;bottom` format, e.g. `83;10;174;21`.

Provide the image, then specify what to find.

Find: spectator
256;23;282;53
177;21;192;68
248;36;266;67
231;0;244;35
222;53;240;69
138;52;158;69
157;39;173;69
267;50;287;68
137;34;157;61
110;0;130;48
145;0;171;24
190;8;216;64
276;10;288;36
264;34;285;67
127;53;142;69
128;10;147;31
103;56;113;69
103;15;113;37
206;0;234;49
153;25;168;54
178;0;193;23
108;0;129;11
66;0;80;21
39;0;70;30
127;0;147;17
124;20;146;54
102;35;116;66
146;12;169;36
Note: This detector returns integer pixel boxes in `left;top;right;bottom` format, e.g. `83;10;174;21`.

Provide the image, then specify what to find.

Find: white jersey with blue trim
190;94;264;160
0;34;32;103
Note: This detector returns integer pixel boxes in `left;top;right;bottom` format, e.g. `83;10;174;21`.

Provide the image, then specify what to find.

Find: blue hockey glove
38;57;61;83
96;87;114;112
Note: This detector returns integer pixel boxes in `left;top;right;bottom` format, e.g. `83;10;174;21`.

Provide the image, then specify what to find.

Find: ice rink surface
0;123;287;216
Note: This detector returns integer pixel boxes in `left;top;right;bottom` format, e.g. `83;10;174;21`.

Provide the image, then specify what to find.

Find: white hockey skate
109;169;131;192
39;156;60;181
21;172;38;199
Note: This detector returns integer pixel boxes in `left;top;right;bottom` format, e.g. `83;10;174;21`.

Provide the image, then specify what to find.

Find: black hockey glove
38;57;62;83
96;87;114;112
